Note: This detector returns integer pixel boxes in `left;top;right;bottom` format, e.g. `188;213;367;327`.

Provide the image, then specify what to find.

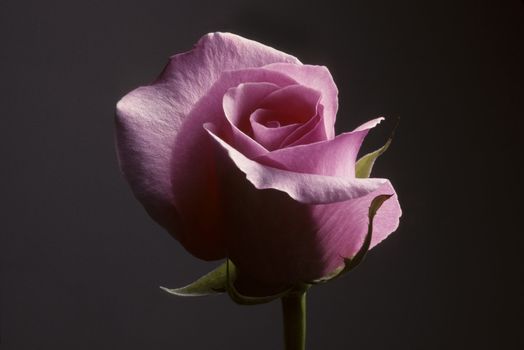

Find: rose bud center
226;83;322;151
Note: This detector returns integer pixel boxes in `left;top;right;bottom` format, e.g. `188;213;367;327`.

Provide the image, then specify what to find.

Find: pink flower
115;32;401;294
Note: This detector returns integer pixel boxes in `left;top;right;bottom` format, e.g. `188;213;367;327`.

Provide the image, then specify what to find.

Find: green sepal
160;262;227;297
307;265;344;284
355;119;398;178
308;194;393;284
226;259;294;305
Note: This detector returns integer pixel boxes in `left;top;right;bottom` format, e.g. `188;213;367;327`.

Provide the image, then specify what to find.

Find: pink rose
115;32;401;294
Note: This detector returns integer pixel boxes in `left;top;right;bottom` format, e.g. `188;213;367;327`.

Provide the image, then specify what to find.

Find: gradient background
1;0;523;349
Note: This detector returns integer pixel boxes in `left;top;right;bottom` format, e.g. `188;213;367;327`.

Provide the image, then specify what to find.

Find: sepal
225;259;294;305
160;262;228;297
355;119;398;178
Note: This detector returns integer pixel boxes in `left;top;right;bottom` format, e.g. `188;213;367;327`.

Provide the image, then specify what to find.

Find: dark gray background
1;0;523;349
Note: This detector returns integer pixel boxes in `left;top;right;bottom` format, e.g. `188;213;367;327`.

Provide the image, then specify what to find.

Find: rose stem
281;290;307;350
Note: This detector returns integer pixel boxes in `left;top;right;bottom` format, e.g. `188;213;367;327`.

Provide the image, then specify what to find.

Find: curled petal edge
204;124;387;205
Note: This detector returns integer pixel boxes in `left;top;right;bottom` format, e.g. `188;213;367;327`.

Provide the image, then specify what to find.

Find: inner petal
279;104;326;148
223;82;281;135
256;84;321;126
248;84;323;149
250;109;301;150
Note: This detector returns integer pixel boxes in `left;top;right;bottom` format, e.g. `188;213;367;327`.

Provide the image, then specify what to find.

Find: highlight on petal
115;86;183;234
116;32;300;245
204;124;387;204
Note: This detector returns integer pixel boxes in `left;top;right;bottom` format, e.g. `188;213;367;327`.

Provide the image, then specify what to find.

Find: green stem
281;291;307;350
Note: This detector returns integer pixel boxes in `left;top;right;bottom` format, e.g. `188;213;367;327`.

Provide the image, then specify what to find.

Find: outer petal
207;127;401;291
170;69;298;259
115;32;299;240
307;181;401;279
254;117;384;177
230;181;401;293
263;63;339;139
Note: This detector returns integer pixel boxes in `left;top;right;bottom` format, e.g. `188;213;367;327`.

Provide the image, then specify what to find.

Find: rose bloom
116;33;401;294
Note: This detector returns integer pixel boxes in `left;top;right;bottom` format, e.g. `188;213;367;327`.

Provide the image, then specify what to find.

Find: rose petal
226;179;401;291
253;84;321;125
308;181;402;278
248;84;323;149
202;120;399;289
250;109;301;150
205;128;401;289
204;124;387;204
255;117;384;177
280;105;326;147
170;69;299;259
115;32;299;252
223;82;280;134
263;63;338;139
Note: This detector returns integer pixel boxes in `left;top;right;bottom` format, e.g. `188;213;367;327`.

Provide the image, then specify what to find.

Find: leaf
225;259;294;305
307;194;393;284
160;262;227;297
355;119;398;178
